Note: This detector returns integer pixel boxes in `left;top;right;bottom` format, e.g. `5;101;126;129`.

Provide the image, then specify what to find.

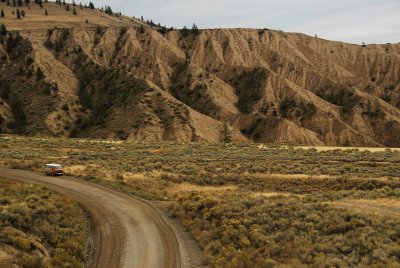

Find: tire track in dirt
0;168;199;268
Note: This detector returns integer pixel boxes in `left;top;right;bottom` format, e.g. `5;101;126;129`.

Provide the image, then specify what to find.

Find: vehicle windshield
48;164;63;169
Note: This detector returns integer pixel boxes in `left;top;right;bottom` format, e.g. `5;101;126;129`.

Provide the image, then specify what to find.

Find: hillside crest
0;2;399;146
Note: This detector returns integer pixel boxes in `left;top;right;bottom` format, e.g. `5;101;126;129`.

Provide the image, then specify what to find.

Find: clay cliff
0;2;399;146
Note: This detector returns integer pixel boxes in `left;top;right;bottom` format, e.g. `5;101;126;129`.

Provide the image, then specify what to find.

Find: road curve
0;168;184;268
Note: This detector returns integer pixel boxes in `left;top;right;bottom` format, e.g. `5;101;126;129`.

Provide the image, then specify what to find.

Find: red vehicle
45;164;64;176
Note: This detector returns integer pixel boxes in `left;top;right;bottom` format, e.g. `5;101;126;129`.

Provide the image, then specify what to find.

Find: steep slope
0;1;399;145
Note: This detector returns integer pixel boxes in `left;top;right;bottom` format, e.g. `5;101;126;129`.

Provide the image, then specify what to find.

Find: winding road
0;168;197;268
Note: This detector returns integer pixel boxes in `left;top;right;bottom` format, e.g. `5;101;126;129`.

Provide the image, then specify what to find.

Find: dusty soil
0;168;204;268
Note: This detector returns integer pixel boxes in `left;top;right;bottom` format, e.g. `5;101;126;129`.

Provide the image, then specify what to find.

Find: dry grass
170;183;237;195
1;135;399;197
333;199;400;218
251;192;293;198
0;1;144;31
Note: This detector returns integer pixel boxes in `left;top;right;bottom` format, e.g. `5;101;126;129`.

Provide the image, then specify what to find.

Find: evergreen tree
191;23;200;35
159;27;167;35
0;24;7;36
88;1;94;9
105;5;112;15
36;67;44;81
17;0;22;7
7;0;10;6
66;4;69;11
5;32;14;52
16;8;21;19
45;9;48;15
15;31;21;42
72;6;76;15
181;26;189;37
1;9;4;18
139;25;145;34
96;25;101;34
220;121;232;143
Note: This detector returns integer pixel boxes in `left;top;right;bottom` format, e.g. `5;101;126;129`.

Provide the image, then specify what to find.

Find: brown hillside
0;2;399;145
0;1;144;30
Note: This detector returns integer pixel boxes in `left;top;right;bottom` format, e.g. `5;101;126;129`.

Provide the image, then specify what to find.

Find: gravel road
0;168;199;268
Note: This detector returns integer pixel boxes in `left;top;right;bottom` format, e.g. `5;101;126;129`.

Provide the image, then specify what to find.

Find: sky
86;0;400;44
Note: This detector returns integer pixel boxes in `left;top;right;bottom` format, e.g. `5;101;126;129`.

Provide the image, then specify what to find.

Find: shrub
0;179;85;267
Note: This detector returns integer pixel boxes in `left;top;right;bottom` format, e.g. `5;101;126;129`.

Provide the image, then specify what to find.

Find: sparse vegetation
169;63;219;118
54;28;70;52
71;53;151;130
317;87;360;113
0;33;59;135
280;97;296;117
0;178;86;267
232;68;269;114
220;121;232;143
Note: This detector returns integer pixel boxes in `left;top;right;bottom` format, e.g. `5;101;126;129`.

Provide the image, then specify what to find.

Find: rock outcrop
0;2;399;146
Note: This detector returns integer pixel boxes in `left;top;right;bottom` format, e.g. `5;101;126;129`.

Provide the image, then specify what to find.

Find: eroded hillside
0;1;399;145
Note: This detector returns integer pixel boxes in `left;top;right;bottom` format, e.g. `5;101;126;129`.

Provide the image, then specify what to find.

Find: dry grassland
1;136;399;267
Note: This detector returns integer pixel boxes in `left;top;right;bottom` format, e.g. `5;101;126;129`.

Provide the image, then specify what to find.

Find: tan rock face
0;2;399;145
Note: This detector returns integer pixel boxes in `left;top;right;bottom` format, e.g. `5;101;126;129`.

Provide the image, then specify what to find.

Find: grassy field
0;135;399;267
0;178;85;267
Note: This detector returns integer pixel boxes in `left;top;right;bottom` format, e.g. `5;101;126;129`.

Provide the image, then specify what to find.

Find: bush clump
0;179;86;267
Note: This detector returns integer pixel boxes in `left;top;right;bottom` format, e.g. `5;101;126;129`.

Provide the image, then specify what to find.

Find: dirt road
0;168;196;268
